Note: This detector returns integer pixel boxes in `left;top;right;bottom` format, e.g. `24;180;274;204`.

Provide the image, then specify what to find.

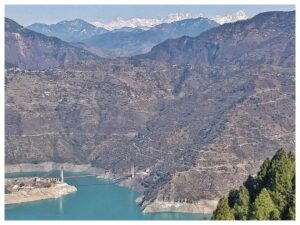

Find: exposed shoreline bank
5;182;77;205
142;199;217;214
5;162;97;174
5;162;215;214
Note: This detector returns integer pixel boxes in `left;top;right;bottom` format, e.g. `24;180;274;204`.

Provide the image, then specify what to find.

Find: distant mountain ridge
26;16;219;57
5;18;100;70
27;19;108;42
92;12;204;30
141;11;295;67
84;17;219;57
92;11;248;30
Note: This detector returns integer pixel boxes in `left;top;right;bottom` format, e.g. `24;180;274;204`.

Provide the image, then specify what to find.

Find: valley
4;9;295;217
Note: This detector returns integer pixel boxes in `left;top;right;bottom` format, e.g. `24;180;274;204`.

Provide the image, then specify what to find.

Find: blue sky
5;5;295;26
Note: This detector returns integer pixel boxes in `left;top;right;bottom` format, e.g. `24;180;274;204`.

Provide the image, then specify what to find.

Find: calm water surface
5;171;210;220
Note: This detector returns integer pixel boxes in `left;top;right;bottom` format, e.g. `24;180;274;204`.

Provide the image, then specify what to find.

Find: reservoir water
5;171;210;220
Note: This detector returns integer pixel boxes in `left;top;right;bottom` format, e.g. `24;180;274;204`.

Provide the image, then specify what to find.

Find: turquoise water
5;172;210;220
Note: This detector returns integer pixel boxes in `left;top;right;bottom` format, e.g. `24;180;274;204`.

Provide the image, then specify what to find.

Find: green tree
286;198;295;220
233;186;250;220
244;175;260;202
228;189;239;208
257;158;270;188
266;149;295;211
282;187;295;220
253;188;279;220
212;197;234;220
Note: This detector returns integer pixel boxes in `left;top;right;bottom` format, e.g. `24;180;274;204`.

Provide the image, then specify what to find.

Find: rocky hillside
141;11;295;67
5;11;295;213
84;17;218;57
5;18;100;70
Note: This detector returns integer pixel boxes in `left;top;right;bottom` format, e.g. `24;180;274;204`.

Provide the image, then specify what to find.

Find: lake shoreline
5;162;215;215
5;181;77;205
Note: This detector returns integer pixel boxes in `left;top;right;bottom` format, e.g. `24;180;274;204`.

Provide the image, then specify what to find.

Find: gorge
5;10;295;215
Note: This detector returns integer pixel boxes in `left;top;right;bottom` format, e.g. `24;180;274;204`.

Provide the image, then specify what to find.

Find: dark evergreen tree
233;186;250;220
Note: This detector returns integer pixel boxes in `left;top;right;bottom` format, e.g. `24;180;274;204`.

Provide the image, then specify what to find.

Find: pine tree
212;197;235;220
257;158;270;185
266;149;295;211
252;188;279;220
233;186;250;220
228;189;239;208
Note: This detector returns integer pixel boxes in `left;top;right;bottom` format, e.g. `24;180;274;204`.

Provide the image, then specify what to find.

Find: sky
5;5;295;27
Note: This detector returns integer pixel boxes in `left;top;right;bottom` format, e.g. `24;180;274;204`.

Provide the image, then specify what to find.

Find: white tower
131;164;135;178
60;166;64;183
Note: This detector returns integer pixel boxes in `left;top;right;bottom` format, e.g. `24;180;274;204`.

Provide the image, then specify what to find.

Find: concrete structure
130;164;135;178
60;166;64;183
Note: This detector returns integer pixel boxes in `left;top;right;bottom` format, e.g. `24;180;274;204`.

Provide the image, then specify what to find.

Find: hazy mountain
69;42;117;59
84;17;219;57
5;18;100;70
27;19;108;42
5;11;295;214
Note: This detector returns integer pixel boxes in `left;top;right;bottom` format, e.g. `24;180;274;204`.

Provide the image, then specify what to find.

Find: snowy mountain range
92;10;248;30
27;10;248;42
85;17;218;57
92;12;203;30
212;10;248;24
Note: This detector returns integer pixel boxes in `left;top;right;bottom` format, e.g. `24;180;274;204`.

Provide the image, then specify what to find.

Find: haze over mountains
5;10;295;214
25;10;248;57
84;17;218;57
6;16;220;68
27;11;247;33
92;10;248;30
27;19;108;42
27;17;218;57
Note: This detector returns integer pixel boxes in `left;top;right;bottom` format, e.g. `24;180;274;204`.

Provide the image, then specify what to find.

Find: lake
5;171;210;220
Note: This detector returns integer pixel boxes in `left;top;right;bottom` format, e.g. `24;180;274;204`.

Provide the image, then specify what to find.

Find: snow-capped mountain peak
212;10;248;24
92;12;202;30
92;10;248;30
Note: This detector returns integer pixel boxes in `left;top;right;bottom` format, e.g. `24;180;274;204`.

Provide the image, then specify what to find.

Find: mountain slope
84;17;219;57
5;11;295;214
142;11;294;67
27;19;108;42
5;18;100;70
